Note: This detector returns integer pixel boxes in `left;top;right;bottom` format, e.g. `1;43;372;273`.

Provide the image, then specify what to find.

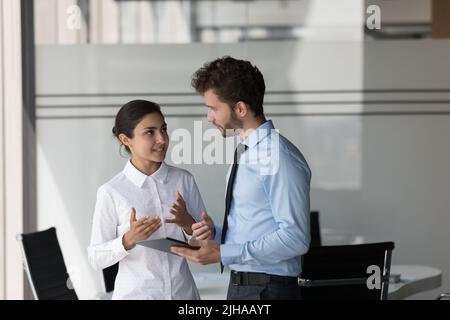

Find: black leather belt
230;271;298;286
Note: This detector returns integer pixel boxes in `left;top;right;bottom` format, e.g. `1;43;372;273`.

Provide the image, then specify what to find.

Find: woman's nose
156;132;167;144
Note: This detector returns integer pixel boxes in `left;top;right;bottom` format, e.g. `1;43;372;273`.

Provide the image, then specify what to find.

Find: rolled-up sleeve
87;186;129;271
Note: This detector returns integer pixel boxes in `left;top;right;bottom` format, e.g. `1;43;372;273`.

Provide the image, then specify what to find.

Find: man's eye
147;130;155;135
162;128;168;133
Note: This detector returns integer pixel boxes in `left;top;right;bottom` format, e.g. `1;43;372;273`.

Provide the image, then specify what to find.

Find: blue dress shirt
216;120;311;276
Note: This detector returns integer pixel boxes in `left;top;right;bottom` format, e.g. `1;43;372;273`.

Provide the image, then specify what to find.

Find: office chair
310;211;321;247
103;262;119;293
91;262;119;299
298;241;395;300
17;227;78;300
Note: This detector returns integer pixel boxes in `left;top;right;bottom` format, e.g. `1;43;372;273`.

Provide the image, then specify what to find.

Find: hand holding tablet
137;237;200;255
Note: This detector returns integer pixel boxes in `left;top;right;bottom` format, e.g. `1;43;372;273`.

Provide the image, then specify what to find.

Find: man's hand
192;211;215;240
170;239;221;265
122;207;161;250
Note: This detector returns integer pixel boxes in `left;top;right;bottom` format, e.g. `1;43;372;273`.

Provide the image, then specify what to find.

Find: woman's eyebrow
143;123;167;130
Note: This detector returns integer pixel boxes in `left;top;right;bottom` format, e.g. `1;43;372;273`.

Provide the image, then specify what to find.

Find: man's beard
221;115;243;137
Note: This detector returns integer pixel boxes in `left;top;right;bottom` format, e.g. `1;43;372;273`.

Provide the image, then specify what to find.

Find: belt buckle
232;271;242;286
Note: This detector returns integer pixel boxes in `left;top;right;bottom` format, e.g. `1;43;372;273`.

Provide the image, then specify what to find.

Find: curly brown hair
191;56;265;117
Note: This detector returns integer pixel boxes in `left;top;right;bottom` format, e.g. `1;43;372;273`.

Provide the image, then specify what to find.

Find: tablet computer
136;237;200;255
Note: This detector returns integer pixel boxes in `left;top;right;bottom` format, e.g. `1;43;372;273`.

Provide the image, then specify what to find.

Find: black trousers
226;278;302;300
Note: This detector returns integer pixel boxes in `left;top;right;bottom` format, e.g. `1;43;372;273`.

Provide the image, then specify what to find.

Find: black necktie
221;143;247;273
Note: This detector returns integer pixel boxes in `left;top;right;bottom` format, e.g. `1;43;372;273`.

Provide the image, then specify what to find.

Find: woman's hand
122;208;161;250
165;191;195;234
192;211;215;240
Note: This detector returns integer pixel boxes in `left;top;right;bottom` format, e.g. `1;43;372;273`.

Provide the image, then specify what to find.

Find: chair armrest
298;275;389;287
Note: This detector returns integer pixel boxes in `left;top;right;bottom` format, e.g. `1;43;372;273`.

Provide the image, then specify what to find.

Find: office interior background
1;0;450;300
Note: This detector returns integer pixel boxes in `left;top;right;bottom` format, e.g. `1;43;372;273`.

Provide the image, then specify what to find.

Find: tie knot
237;143;247;152
234;143;247;163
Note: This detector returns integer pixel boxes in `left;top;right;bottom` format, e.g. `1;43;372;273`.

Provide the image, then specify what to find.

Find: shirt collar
123;160;169;188
242;120;275;149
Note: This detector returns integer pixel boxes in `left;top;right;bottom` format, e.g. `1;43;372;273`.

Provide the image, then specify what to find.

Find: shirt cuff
220;243;243;266
182;228;193;241
113;235;130;259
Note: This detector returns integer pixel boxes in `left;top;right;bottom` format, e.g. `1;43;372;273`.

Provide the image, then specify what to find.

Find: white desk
388;265;442;300
194;265;443;300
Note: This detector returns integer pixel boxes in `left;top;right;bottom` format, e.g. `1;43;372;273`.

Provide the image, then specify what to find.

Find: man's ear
234;101;248;118
118;133;130;148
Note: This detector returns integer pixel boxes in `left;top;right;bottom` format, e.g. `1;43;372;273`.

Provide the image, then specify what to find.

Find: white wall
1;0;24;300
36;40;450;299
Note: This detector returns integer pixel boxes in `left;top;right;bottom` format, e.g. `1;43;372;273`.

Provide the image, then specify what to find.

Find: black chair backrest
310;211;321;247
103;263;119;293
19;227;78;300
300;241;395;300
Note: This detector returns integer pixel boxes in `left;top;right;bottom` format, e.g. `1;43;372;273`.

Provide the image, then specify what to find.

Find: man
171;56;311;300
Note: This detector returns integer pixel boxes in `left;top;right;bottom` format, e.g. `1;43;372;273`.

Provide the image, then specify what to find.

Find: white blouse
87;160;206;300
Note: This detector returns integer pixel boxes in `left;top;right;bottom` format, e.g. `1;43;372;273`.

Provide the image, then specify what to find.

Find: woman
88;100;209;299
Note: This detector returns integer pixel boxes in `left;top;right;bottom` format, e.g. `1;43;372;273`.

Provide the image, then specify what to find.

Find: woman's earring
119;144;128;158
